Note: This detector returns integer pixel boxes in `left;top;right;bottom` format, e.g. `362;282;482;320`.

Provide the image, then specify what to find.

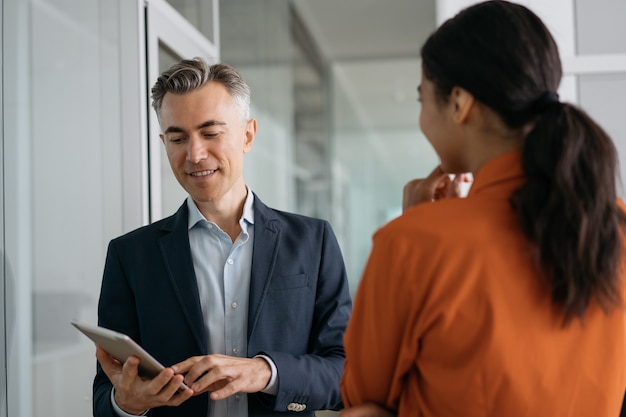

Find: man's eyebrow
163;120;227;134
163;125;184;134
197;120;226;129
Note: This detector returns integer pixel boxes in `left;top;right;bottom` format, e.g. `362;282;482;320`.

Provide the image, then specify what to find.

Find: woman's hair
151;58;251;123
421;0;625;321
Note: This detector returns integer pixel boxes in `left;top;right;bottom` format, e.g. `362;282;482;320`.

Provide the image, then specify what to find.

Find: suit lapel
158;203;208;353
248;195;279;339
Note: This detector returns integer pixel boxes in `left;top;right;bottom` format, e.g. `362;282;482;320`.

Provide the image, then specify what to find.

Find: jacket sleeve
92;239;142;417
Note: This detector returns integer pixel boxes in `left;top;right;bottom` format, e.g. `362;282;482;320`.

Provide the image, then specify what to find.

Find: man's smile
189;169;216;177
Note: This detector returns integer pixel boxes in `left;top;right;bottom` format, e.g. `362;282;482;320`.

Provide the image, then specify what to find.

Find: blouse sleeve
341;223;428;411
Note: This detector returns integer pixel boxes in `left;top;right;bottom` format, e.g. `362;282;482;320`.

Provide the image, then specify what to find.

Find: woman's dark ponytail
511;102;626;321
421;0;626;322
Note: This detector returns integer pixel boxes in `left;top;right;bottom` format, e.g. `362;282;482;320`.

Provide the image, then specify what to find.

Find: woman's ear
450;86;475;125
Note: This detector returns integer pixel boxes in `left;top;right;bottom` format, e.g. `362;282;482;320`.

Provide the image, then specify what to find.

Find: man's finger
121;355;141;380
209;380;239;401
96;346;124;379
171;356;201;374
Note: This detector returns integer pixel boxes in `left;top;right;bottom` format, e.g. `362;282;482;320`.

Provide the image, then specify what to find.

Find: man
93;58;352;417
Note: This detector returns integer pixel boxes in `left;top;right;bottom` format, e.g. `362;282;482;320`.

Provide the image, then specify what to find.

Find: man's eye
203;133;218;139
170;137;185;144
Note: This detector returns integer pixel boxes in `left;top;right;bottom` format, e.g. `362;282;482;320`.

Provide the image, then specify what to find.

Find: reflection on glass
166;0;215;43
292;12;331;220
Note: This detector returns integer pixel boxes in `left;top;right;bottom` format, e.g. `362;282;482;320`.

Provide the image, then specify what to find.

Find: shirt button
231;302;238;309
227;258;234;265
232;347;239;354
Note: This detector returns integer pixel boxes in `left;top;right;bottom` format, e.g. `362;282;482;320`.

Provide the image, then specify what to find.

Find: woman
340;1;626;416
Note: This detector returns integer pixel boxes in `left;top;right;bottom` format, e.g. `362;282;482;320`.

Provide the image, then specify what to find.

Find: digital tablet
71;320;189;391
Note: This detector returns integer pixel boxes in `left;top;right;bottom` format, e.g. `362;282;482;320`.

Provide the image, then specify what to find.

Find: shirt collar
187;187;255;230
241;187;255;225
468;150;525;197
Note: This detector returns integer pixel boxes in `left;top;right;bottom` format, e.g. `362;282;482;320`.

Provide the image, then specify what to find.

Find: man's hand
96;346;193;415
402;166;472;212
340;403;395;417
172;354;271;401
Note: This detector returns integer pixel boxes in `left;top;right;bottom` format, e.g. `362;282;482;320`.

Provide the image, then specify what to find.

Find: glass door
145;0;220;221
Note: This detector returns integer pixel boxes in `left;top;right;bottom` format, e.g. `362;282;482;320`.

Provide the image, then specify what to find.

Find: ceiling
291;0;440;185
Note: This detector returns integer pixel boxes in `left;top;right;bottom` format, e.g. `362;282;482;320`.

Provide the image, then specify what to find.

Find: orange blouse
341;151;626;417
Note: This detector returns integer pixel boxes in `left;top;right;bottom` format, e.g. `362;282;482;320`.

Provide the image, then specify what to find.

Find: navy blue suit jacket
93;195;352;416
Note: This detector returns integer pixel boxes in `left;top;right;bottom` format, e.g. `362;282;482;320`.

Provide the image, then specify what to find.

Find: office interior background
1;0;625;415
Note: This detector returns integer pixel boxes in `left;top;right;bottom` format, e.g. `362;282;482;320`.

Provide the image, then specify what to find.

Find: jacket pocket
269;273;308;290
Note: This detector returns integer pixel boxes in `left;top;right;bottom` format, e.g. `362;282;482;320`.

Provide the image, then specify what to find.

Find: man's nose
187;135;207;163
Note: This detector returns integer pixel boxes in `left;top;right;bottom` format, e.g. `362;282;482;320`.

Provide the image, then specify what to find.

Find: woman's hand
402;166;472;212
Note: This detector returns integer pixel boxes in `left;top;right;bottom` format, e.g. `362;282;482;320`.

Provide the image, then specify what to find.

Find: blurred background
1;0;625;415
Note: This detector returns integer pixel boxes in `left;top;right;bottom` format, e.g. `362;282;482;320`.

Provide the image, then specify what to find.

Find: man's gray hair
151;58;251;123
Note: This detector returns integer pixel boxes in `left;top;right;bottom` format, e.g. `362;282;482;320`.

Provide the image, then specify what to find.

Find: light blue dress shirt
112;189;277;417
188;191;253;417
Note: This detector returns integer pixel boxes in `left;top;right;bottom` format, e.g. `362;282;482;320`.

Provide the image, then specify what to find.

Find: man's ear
450;86;475;125
243;119;257;153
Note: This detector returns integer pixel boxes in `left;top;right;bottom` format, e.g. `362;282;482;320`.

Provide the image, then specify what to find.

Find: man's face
159;81;255;205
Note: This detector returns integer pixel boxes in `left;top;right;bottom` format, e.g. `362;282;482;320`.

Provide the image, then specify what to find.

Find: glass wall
220;0;297;213
330;59;437;289
292;10;332;221
3;0;134;415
